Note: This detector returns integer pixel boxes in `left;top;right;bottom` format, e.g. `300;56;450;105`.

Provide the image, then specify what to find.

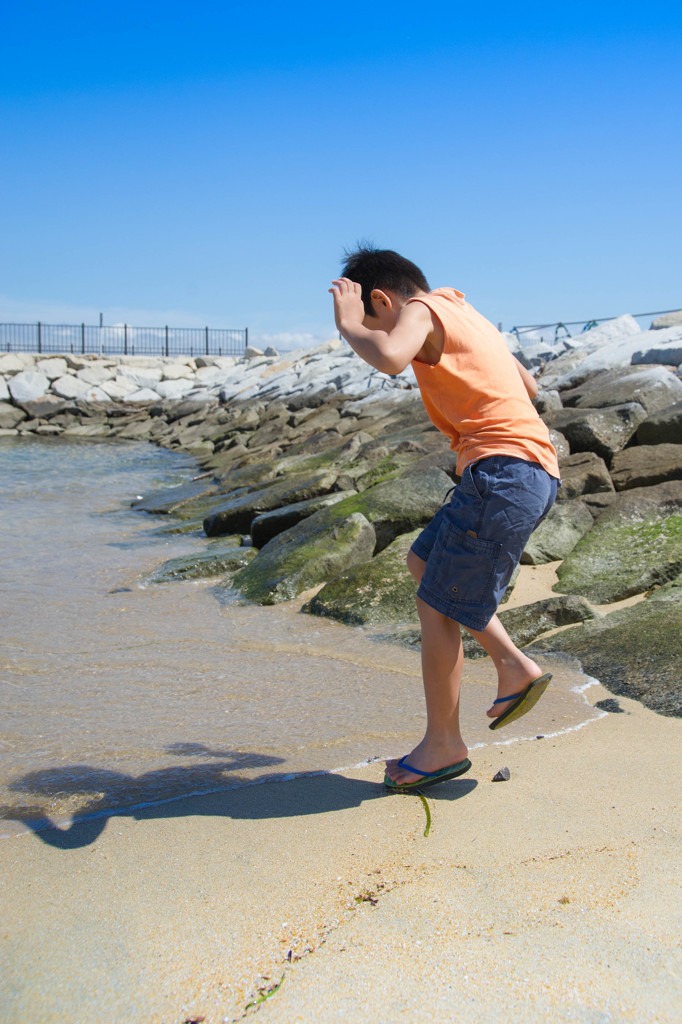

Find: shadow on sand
2;742;478;850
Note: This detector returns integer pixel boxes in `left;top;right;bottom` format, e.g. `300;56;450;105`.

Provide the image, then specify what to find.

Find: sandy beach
2;661;680;1023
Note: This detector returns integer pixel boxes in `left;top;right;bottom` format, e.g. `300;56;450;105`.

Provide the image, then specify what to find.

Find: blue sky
1;2;681;348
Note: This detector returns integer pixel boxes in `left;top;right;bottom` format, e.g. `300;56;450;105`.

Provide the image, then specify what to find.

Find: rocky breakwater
3;312;682;717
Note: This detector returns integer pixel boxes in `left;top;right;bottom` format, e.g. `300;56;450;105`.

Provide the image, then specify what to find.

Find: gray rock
560;365;682;417
0;401;27;428
632;326;682;367
302;529;421;626
636;401;682;445
0;376;8;402
99;377;138;399
610;444;682;491
555;451;616;501
36;357;69;380
528;577;682;717
123;388;162;403
550;429;570;463
147;540;257;583
155;379;196;400
8;370;50;403
546;403;647;462
132;477;221;514
244;346;264;359
492;767;511;782
251;490;355;548
51;374;96;400
76;363;116;385
18;394;71;419
0;353;26;374
230;511;377;604
651;311;682;330
521;500;594;564
534;389;563;415
462;595;598;659
203;471;339;536
537;315;643;389
554;481;682;603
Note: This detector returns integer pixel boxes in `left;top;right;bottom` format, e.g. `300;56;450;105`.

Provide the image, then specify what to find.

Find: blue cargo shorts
411;455;558;632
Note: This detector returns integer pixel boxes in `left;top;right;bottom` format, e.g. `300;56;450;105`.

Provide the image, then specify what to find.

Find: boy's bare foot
486;654;544;720
385;735;469;786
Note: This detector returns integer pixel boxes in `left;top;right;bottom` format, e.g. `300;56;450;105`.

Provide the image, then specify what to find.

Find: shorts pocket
425;521;503;608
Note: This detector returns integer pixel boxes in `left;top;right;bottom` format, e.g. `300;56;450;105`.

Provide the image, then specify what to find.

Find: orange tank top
408;288;560;478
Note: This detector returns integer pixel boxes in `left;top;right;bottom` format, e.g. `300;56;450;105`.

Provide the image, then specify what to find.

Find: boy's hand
329;277;364;334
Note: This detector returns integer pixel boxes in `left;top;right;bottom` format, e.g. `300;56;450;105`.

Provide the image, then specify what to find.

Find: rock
251;490;356;547
462;595;598;658
0;353;26;374
554;481;682;603
161;361;195;381
550;429;570;463
76;363;116;385
0;401;27;428
132;477;221;513
50;374;96;400
534;389;563;415
651;311;682;330
546;403;647;463
36;357;68;380
244;346;264;359
537;315;643;389
492;767;511;782
263;346;279;357
560;365;682;417
302;529;421;626
631;326;682;367
99;377;139;399
123;388;162;403
7;370;50;403
230;511;377;604
521;500;594;564
528;577;682;716
18;394;71;419
203;470;339;536
556;451;615;501
594;698;626;714
636;401;682;445
155;379;196;400
119;366;164;387
0;377;10;401
610;444;682;491
147;539;257;583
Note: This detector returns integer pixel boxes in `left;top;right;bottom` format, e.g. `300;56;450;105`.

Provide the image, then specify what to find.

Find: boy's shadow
2;742;477;850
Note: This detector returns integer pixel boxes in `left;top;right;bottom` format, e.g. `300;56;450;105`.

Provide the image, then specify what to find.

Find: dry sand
2;682;680;1023
2;565;681;1022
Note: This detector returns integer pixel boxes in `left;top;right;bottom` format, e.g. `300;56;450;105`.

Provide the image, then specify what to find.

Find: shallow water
0;436;600;838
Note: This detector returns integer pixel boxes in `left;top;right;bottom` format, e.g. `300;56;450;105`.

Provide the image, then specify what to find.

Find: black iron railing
0;322;248;358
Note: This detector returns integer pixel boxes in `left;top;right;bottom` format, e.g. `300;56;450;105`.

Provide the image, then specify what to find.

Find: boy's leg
385;552;468;786
465;614;544;721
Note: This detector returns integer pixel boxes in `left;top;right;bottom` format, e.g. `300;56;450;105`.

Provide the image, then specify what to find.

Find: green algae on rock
555;481;682;603
528;576;682;717
147;539;256;583
302;529;421;626
230;511;376;604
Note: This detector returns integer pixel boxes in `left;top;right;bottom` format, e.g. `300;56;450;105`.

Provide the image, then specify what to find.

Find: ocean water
0;436;600;838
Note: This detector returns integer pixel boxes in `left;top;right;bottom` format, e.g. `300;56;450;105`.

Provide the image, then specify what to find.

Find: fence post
244;327;248;351
81;323;85;354
165;325;169;357
205;326;209;356
124;324;128;355
37;322;42;354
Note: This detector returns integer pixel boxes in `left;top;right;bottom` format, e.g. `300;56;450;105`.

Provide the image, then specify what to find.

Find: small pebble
595;698;626;714
492;767;510;782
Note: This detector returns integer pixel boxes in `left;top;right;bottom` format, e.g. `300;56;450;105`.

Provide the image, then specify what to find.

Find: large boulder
536;315;643;389
651;311;682;330
230;511;376;604
302;529;421;626
35;357;69;380
559;365;682;417
529;576;682;717
0;401;27;428
147;539;256;583
554;481;682;603
636;401;682;445
51;374;98;401
556;451;615;501
546;403;647;463
132;477;222;514
251;490;355;548
631;327;682;367
8;370;49;403
610;445;682;491
521;499;594;564
203;470;339;536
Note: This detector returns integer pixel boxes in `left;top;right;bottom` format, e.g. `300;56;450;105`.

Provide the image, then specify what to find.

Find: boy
329;245;560;791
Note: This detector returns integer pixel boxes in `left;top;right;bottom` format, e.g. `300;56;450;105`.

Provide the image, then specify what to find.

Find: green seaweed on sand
243;974;285;1013
418;790;432;837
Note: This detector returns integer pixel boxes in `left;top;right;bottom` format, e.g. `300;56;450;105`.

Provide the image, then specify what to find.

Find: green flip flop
488;672;552;731
384;755;472;791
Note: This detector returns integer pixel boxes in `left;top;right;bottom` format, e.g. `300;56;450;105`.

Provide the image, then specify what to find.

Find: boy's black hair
341;243;430;317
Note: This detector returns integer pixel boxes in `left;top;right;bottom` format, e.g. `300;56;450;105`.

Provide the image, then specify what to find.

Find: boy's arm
329;278;432;375
513;355;538;400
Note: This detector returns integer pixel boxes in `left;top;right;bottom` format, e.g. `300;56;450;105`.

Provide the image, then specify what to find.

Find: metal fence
0;322;248;358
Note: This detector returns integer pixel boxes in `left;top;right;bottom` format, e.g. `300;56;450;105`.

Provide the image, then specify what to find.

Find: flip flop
488;672;552;731
384;755;472;791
